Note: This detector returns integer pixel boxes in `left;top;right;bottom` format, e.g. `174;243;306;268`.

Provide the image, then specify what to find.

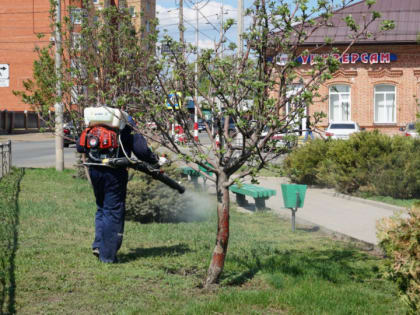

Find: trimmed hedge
0;168;24;314
284;131;420;198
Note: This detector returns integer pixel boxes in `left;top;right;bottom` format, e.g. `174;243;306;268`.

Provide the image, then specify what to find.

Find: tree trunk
205;173;230;286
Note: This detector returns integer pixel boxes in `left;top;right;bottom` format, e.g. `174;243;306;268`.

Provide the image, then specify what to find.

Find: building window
374;84;396;123
146;21;150;32
329;85;351;121
70;8;82;25
129;6;136;17
92;0;99;4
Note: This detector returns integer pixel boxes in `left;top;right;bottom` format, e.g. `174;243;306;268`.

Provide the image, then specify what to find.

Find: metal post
55;0;64;171
1;143;3;178
24;110;28;130
8;140;11;173
291;191;300;232
291;209;296;232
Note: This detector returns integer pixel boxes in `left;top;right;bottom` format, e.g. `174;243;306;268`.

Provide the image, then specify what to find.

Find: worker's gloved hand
158;156;169;166
149;154;170;170
158;155;170;167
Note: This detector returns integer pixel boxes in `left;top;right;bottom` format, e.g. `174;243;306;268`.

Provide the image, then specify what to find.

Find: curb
249;176;405;212
316;189;405;212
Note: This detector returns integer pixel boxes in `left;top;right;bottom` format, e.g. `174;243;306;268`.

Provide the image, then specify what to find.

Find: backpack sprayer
81;106;185;194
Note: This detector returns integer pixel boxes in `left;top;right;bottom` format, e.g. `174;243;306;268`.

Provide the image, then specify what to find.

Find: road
10;132;211;168
11;141;78;168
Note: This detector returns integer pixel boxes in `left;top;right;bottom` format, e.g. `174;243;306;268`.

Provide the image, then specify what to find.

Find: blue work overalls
77;122;158;263
89;166;128;263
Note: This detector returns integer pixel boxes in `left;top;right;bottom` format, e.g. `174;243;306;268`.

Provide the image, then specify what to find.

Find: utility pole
237;0;243;56
179;0;184;44
55;0;64;171
194;0;199;141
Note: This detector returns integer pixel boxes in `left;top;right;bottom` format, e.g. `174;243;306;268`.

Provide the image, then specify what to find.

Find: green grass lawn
1;168;407;314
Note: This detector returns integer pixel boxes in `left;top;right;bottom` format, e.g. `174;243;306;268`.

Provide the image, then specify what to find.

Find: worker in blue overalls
77;112;159;263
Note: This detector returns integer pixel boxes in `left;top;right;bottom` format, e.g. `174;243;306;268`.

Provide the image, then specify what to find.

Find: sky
156;0;253;50
155;0;322;50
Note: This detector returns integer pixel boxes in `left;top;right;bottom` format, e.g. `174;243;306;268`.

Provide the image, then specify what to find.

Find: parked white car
399;122;419;138
325;121;363;140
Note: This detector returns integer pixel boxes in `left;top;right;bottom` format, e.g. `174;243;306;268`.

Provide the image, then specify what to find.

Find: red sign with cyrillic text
298;52;397;65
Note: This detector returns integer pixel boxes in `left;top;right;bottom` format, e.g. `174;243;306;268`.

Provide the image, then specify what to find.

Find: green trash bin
281;184;307;208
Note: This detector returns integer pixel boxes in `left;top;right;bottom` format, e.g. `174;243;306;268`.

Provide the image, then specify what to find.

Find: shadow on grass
224;247;375;287
297;226;320;232
0;168;24;314
118;243;191;263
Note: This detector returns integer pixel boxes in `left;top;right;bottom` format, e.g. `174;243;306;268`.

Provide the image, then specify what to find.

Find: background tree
13;45;56;127
14;0;151;134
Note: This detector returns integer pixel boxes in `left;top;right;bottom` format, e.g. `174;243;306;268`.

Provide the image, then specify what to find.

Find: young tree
131;0;393;286
15;0;393;287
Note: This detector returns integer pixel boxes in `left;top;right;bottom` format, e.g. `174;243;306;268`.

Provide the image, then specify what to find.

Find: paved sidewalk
0;132;54;142
231;177;405;246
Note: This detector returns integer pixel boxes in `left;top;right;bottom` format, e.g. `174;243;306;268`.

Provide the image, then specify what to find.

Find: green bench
180;165;214;188
229;184;276;210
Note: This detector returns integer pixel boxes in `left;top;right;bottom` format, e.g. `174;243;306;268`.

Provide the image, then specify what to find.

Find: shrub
283;139;329;185
377;206;420;313
372;137;420;199
317;131;393;193
285;131;420;198
125;165;210;223
73;152;88;180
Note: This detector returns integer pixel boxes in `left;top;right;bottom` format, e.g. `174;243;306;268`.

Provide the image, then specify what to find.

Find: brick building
0;0;155;118
126;0;155;35
275;0;420;134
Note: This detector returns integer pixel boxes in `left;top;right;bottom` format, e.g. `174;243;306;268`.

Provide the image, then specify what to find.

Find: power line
183;19;216;41
178;0;237;44
197;8;220;33
158;13;219;27
161;26;236;45
184;0;210;11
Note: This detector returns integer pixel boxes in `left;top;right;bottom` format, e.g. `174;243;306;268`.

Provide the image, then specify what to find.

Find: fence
0;110;47;133
0;140;12;178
